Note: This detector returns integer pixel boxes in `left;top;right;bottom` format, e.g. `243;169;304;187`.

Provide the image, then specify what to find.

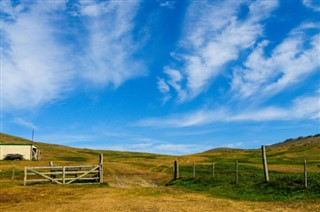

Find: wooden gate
24;154;103;185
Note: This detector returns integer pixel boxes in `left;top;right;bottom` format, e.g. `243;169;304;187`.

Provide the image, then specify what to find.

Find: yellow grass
1;184;320;212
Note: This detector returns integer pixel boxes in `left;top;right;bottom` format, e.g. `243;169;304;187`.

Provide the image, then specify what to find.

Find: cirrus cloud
1;0;146;111
136;94;319;128
231;22;320;100
303;0;320;12
159;0;279;102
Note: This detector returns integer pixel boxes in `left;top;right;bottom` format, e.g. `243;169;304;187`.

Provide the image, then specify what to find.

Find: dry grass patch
1;185;320;212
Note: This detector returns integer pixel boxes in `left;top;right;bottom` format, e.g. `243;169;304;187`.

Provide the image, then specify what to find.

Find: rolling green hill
270;134;320;147
0;132;170;164
200;134;320;165
172;135;320;201
1;132;320;202
0;132;175;187
1;132;319;166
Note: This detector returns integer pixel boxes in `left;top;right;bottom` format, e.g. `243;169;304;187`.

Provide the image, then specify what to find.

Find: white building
0;144;39;160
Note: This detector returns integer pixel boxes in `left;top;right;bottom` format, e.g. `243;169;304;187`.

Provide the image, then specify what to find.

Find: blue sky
1;0;319;155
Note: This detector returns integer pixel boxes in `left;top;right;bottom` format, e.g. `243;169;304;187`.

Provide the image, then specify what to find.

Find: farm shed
0;144;39;160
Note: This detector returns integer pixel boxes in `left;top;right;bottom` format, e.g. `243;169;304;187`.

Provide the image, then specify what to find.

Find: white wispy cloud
159;1;176;9
224;142;244;149
231;22;320;100
37;133;98;145
1;1;146;111
13;117;37;130
84;141;210;155
76;1;146;87
303;0;320;12
2;1;73;110
157;67;185;103
136;94;319;128
72;134;212;155
136;108;227;128
160;0;278;102
157;77;170;94
290;95;320;119
157;77;171;104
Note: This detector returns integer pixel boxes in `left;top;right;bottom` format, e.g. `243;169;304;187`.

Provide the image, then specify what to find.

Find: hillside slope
1;132;320;206
0;132;174;187
270;134;320;148
196;135;320;174
0;132;100;163
2;132;319;166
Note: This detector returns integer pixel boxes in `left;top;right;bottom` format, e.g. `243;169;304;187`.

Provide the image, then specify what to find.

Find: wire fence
174;161;320;188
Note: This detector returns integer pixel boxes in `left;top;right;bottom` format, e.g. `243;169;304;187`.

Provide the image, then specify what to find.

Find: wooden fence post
24;167;27;186
49;161;55;181
261;145;269;183
212;163;215;179
193;163;195;178
12;166;15;182
235;160;239;184
62;166;66;184
304;159;307;188
99;154;103;183
173;160;179;180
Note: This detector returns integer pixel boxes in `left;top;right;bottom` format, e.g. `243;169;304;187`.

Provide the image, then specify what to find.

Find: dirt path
105;162;169;188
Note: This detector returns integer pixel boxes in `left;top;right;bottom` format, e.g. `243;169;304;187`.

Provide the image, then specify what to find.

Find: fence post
261;145;269;183
62;166;66;184
49;161;55;181
193;163;196;178
24;167;27;186
235;160;239;184
173;160;179;180
99;154;103;183
304;159;307;188
12;166;15;182
212;163;215;179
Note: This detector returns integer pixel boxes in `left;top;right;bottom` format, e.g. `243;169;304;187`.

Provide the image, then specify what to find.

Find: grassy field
168;163;320;201
1;133;320;211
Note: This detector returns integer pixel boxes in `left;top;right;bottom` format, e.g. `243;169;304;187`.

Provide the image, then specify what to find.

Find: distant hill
1;132;319;161
269;134;320;148
203;147;242;153
204;134;320;153
1;132;319;174
201;134;320;167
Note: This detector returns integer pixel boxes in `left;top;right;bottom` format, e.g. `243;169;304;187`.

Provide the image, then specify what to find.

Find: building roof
0;144;35;146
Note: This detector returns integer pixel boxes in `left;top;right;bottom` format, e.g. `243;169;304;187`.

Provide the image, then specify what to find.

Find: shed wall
0;145;32;160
